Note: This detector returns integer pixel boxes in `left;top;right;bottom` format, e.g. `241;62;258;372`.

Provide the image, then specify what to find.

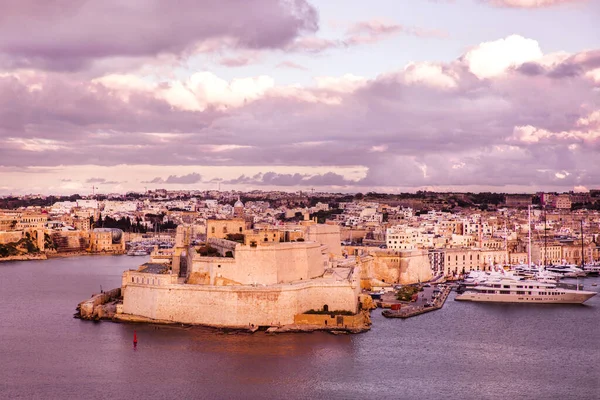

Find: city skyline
1;0;599;195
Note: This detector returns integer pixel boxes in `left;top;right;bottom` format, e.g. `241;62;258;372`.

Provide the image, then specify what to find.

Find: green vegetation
44;233;55;250
196;244;220;257
309;208;343;224
395;285;422;302
0;236;39;258
225;233;245;243
91;214;177;233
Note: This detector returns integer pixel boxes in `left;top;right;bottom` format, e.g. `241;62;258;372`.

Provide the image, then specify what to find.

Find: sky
0;0;599;196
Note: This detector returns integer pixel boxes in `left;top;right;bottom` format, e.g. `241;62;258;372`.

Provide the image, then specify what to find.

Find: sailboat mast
580;219;584;268
544;206;547;266
528;205;532;267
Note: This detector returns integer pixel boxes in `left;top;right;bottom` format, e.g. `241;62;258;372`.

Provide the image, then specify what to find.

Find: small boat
127;249;149;256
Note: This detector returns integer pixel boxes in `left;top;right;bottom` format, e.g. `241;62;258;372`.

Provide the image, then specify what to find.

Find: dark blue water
1;256;599;400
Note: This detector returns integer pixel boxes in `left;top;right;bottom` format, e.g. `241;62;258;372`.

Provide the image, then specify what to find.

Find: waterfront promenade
381;285;452;319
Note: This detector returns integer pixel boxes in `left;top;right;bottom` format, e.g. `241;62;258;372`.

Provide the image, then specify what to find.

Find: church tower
233;196;245;218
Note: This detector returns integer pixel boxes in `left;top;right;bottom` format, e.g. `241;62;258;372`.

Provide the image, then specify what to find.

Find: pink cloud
485;0;586;8
0;0;318;71
276;61;309;70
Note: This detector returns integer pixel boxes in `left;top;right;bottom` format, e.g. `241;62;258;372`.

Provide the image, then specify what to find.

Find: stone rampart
293;312;367;328
121;272;360;327
189;241;327;286
367;249;433;284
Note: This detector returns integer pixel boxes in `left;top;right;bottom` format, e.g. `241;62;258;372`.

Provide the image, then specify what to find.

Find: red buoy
133;331;138;346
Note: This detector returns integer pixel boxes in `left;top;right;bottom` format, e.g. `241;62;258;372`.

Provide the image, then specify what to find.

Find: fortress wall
0;231;24;244
121;276;359;327
306;224;342;256
190;242;327;286
368;250;433;284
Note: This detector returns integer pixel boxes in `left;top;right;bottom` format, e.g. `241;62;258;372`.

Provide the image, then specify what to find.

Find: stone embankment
77;289;371;334
76;288;121;321
0;253;47;262
382;285;452;319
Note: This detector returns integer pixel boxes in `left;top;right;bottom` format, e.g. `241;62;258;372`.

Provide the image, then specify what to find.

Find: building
505;194;532;208
119;223;364;329
552;195;572;210
89;228;126;254
206;219;246;240
232;197;245;218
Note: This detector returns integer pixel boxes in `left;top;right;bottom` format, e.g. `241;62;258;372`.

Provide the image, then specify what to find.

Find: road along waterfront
1;256;599;400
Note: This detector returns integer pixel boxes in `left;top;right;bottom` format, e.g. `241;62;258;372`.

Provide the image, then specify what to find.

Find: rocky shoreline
1;251;125;262
0;253;47;262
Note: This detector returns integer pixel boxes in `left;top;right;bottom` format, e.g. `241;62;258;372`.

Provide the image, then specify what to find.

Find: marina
2;255;599;400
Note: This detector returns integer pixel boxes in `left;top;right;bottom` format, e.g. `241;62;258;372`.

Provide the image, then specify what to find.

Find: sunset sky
1;0;599;195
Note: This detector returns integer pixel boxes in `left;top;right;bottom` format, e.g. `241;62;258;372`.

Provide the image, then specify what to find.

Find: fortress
118;221;368;330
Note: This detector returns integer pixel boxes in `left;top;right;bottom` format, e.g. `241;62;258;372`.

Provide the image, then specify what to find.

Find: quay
382;285;452;319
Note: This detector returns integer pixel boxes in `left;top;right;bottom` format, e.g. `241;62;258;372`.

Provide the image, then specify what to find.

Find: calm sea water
1;256;599;400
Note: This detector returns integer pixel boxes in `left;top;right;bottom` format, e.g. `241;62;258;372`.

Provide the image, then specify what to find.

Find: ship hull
455;291;596;304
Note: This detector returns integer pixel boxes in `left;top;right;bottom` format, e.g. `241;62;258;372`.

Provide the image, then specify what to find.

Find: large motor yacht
455;278;596;304
545;264;588;278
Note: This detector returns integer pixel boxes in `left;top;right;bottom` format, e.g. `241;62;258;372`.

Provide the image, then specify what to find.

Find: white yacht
583;264;600;276
545;265;588;278
455;278;596;304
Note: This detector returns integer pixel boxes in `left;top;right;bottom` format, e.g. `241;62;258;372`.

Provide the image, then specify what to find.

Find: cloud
0;0;318;72
287;19;446;53
463;35;543;79
345;20;446;45
143;173;203;184
86;178;106;183
276;61;308;70
483;0;586;8
94;71;276;111
223;171;358;186
1;34;600;192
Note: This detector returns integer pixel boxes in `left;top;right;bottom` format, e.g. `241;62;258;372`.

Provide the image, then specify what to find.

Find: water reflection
1;257;599;400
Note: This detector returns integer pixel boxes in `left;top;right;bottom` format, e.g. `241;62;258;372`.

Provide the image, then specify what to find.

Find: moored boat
455;278;596;304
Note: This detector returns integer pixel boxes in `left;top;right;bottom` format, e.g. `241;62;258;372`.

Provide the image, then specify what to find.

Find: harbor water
1;256;599;400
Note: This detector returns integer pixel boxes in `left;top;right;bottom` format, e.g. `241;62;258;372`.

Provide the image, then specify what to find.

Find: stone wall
206;219;245;240
51;230;89;253
294;312;367;328
189;241;327;286
121;271;360;327
0;231;24;244
306;224;342;256
365;250;433;284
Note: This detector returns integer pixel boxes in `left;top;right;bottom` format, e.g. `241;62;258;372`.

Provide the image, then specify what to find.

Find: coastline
0;253;48;262
1;251;126;262
75;289;371;335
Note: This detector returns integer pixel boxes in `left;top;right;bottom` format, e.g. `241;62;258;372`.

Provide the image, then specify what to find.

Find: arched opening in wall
382;279;385;283
239;227;243;233
323;304;329;312
264;237;268;242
